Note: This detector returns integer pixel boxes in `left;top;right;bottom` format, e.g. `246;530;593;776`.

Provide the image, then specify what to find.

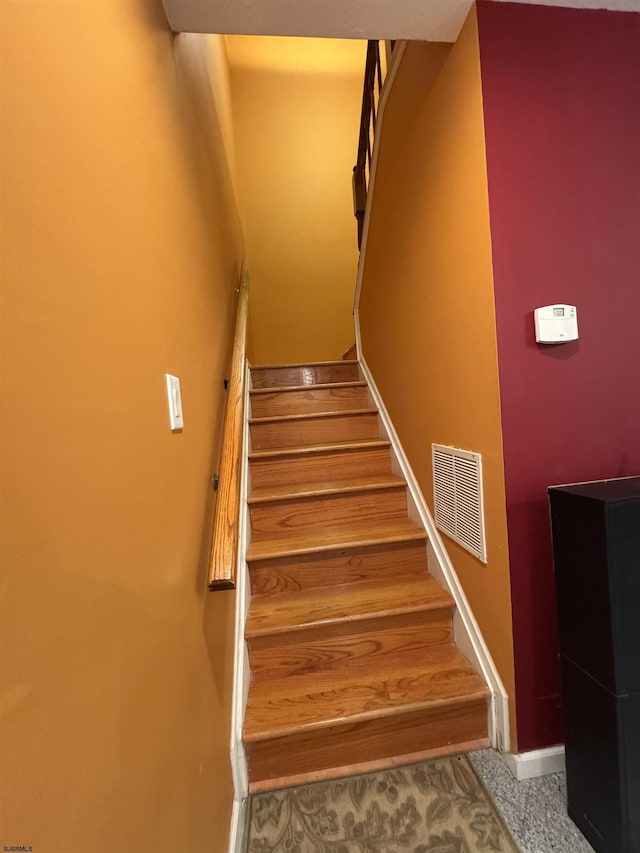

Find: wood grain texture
242;357;491;785
249;410;379;450
249;474;404;504
246;698;489;784
246;573;453;642
208;268;249;590
247;520;427;563
248;605;454;665
250;383;369;418
251;361;360;389
244;643;489;739
248;738;491;792
249;538;429;596
249;440;392;490
249;481;407;541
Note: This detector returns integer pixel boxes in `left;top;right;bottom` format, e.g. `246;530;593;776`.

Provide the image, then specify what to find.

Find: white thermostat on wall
534;304;578;344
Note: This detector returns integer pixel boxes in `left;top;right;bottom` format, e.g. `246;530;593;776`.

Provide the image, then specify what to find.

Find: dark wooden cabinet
549;477;640;853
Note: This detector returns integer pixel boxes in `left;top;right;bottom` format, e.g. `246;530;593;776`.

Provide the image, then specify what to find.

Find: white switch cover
165;374;184;430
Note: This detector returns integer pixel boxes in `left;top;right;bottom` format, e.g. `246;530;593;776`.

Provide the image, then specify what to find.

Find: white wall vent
432;443;487;563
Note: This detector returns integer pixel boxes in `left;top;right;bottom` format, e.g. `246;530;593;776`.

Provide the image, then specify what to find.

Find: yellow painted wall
358;11;517;744
227;37;364;365
1;3;243;850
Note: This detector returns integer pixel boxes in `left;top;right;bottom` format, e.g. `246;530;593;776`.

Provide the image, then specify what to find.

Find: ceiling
163;0;639;41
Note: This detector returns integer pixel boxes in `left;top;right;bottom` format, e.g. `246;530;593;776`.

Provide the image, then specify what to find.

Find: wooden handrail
208;266;250;590
353;41;382;249
353;41;390;250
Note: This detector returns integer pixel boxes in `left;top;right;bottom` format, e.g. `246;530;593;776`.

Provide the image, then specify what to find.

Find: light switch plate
165;374;184;430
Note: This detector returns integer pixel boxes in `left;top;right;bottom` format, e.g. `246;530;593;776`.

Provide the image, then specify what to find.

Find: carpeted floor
244;754;519;852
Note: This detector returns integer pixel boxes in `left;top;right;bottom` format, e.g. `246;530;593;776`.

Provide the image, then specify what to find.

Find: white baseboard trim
229;362;252;826
227;794;247;853
357;354;511;754
503;746;566;781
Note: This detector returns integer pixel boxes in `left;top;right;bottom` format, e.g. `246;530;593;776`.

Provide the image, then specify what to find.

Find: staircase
243;360;490;790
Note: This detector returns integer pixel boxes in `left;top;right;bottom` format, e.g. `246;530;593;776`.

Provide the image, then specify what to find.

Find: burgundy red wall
477;1;640;750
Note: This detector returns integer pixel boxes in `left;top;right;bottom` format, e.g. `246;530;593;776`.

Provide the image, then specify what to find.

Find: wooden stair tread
248;618;454;680
246;574;454;638
250;383;371;418
248;474;405;505
249;439;391;460
253;360;358;370
250;412;378;451
244;643;489;740
249;440;393;491
251;362;360;390
249;539;429;596
249;408;377;425
247;521;427;562
250;381;367;395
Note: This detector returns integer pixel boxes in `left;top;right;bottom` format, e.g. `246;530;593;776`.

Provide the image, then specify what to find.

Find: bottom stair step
244;643;489;786
246;699;489;790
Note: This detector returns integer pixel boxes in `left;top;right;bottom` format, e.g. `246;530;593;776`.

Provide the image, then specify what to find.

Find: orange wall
1;4;243;851
358;11;517;743
227;37;364;365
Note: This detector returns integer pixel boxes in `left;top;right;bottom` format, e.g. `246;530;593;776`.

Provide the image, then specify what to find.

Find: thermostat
534;304;578;344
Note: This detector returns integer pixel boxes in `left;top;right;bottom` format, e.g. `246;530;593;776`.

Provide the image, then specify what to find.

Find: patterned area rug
244;754;519;852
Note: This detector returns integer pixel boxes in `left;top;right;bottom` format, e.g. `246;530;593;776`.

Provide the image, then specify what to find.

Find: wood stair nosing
248;439;392;461
249;485;408;541
245;691;489;744
246;598;453;645
249;384;371;417
249;408;378;425
247;614;455;678
249;446;393;491
249;538;430;597
245;574;454;640
250;380;368;395
247;605;454;662
249;481;407;510
253;360;359;371
245;698;489;786
244;643;490;741
250;362;361;390
246;522;427;563
248;474;405;505
249;410;380;451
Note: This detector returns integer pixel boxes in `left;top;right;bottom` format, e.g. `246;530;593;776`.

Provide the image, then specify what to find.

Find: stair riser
250;412;379;450
249;487;407;540
250;446;392;490
251;363;360;389
249;539;428;595
247;608;454;665
246;698;488;786
250;385;369;418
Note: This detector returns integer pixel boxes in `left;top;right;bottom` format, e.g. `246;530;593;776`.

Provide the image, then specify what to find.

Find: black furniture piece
549;476;640;853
